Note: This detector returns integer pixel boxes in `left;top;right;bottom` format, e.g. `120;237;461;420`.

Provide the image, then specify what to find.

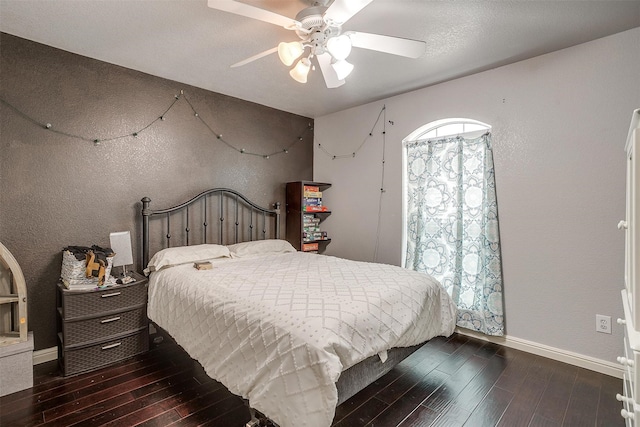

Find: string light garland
0;90;312;158
316;104;391;263
373;106;387;262
317;105;385;160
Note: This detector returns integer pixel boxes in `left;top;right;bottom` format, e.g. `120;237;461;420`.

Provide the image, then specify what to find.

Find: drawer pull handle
101;292;121;298
100;317;121;324
101;342;122;350
621;409;635;420
618;220;628;230
617;356;635;367
618;318;627;325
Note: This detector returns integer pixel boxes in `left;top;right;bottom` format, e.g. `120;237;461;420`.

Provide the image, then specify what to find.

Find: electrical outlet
596;314;611;334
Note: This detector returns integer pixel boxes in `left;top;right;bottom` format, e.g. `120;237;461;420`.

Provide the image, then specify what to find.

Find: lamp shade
289;58;311;83
278;41;304;66
331;59;354;80
326;35;352;61
109;231;133;267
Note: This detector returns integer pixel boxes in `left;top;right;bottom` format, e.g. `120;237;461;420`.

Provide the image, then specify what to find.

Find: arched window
402;118;503;336
404;118;491;141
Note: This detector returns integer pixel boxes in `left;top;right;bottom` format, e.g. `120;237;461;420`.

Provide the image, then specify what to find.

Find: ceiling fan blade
347;31;426;58
207;0;298;29
316;53;345;89
323;0;373;26
231;47;278;68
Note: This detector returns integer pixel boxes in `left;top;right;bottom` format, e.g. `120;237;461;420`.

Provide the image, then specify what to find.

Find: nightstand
56;271;149;376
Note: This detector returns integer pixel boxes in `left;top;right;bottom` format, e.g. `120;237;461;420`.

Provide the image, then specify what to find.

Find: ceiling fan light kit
326;35;352;61
331;59;354;80
207;0;426;88
290;57;312;83
278;41;304;67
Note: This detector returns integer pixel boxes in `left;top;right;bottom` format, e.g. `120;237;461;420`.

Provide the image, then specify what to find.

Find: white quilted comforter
147;252;456;427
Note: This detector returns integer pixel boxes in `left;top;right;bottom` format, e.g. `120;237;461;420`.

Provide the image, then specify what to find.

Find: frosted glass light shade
331;59;354;80
278;41;304;66
290;58;311;83
326;35;352;60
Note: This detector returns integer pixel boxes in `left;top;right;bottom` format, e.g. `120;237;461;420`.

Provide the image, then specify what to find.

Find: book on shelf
303;190;322;198
302;242;319;252
303;231;328;242
303;197;322;206
303;185;319;192
303;238;328;243
304;205;328;212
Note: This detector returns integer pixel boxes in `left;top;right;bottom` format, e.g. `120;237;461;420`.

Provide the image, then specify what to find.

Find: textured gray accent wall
0;33;313;351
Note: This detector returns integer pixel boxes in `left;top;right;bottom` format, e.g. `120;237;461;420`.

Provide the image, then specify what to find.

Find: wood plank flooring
0;332;624;427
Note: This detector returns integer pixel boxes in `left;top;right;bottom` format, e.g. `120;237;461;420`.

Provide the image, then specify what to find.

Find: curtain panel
403;133;504;336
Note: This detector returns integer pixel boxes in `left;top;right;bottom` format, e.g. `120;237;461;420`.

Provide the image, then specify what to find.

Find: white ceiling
1;0;638;118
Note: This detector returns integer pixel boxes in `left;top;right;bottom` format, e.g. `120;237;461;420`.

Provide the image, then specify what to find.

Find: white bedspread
147;252;456;427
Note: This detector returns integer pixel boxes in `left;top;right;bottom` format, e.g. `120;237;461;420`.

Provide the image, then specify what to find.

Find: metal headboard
141;188;281;268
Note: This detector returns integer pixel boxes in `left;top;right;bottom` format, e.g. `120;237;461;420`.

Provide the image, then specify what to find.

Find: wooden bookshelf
285;181;331;253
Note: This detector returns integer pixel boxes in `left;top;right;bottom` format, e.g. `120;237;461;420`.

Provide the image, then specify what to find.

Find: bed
141;188;457;427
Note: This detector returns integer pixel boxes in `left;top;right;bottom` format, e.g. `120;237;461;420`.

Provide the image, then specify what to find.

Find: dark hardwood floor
0;332;624;427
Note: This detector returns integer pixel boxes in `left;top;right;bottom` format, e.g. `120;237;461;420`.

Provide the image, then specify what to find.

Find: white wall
314;27;640;364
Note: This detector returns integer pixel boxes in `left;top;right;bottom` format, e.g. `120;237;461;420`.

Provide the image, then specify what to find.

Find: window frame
404;118;491;142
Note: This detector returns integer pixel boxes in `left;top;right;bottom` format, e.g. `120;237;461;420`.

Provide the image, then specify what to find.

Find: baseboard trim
455;328;624;379
33;346;57;365
33;332;624;379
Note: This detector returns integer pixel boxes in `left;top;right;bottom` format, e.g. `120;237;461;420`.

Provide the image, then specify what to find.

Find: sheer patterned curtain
403;133;504;336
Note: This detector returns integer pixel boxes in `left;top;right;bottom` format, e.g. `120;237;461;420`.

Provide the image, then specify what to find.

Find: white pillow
146;244;231;273
227;239;296;258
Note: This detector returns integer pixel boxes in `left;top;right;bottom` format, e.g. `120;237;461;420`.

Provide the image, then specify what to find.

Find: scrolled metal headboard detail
141;188;281;268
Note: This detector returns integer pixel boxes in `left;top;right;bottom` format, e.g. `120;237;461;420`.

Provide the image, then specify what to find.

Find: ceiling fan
207;0;426;88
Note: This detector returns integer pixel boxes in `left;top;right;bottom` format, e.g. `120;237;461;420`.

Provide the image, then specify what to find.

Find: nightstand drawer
60;281;147;319
61;306;147;346
59;329;148;376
